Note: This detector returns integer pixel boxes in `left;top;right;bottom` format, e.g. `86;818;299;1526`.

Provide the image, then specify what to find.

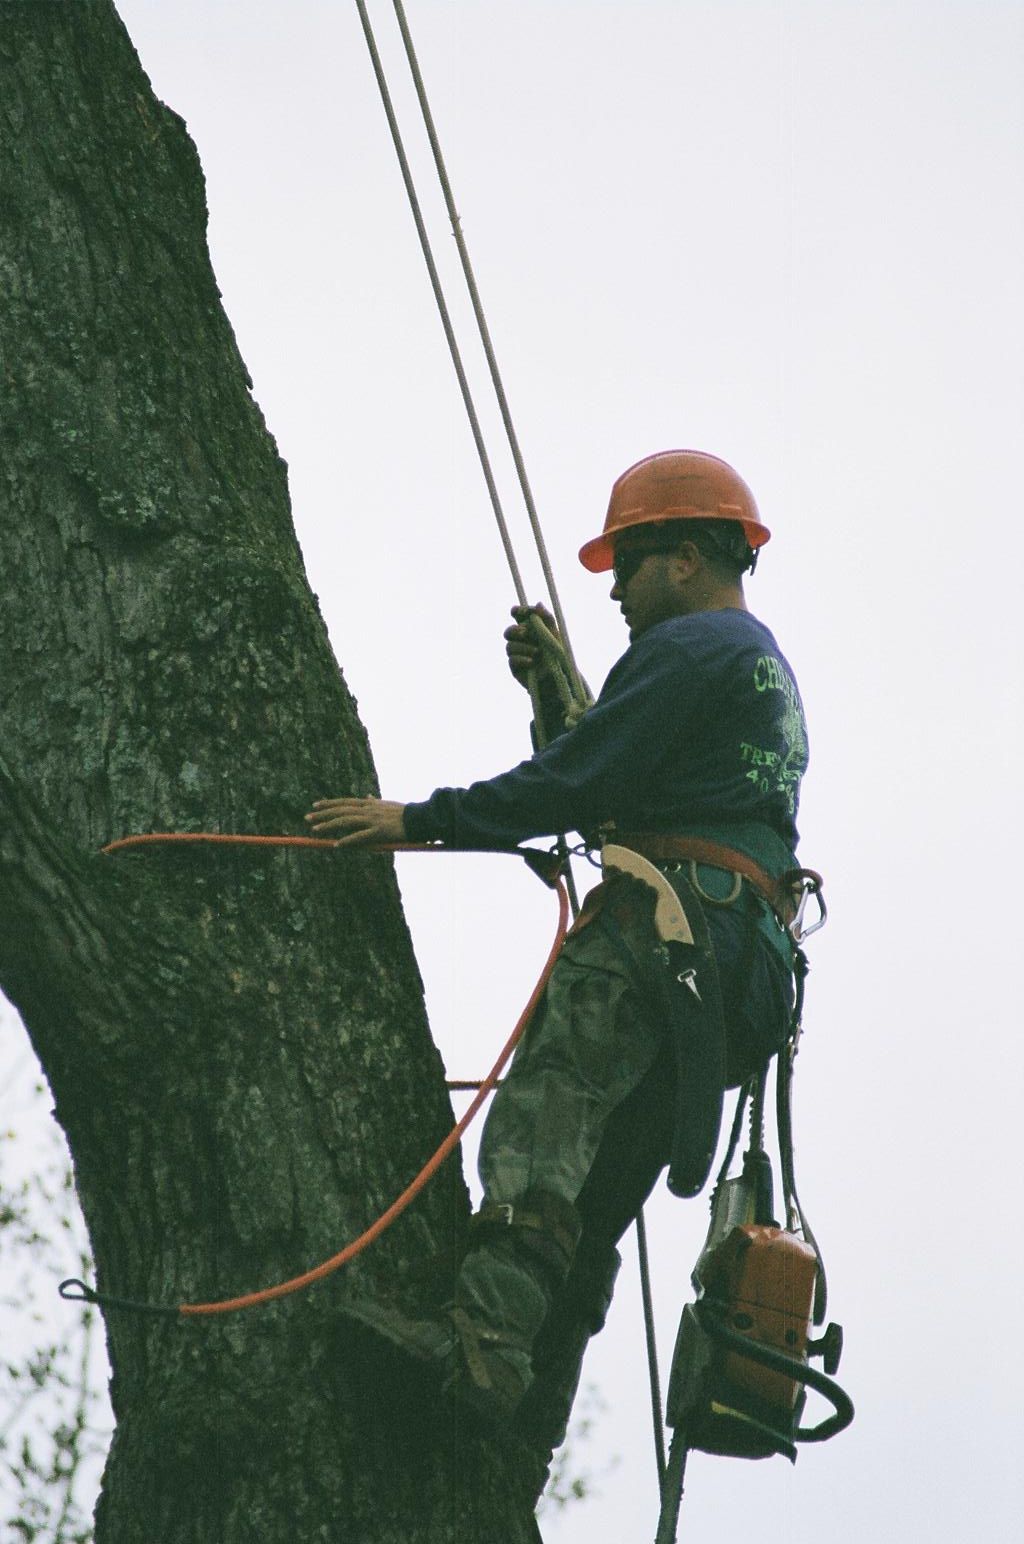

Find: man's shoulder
643;608;777;654
602;609;787;700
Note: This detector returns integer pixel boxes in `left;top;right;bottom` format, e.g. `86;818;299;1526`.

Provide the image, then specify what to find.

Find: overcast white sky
3;2;1023;1540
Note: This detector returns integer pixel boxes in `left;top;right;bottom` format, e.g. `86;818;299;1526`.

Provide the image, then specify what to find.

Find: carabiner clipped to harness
787;869;827;944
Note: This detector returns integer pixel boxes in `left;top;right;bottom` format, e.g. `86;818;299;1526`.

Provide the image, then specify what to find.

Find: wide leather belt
611;832;820;932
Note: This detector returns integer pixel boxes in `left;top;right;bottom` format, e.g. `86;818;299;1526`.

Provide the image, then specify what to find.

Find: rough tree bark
0;4;542;1538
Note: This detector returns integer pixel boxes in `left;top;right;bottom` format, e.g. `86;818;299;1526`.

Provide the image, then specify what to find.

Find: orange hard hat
578;450;770;573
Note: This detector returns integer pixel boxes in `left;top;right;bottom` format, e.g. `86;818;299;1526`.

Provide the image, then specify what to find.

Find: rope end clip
59;1277;99;1304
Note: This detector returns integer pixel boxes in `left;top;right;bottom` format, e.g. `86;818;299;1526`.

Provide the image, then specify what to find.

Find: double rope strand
388;0;586;703
355;1;585;699
353;0;529;608
354;0;665;1468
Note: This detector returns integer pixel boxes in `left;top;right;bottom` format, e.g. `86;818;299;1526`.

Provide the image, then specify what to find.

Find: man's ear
670;540;702;581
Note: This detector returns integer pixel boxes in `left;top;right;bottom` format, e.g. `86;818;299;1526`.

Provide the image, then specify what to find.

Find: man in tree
308;449;808;1462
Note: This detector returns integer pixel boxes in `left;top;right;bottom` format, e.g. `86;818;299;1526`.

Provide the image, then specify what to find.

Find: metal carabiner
790;872;827;943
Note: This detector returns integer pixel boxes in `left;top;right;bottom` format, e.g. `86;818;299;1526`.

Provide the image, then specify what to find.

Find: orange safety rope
101;832;437;855
185;872;568;1316
61;832;569;1318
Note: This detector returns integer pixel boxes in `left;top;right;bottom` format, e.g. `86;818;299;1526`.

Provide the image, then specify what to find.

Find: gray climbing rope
354;0;663;1483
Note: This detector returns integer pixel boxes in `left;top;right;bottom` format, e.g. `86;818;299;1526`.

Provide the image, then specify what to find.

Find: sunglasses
611;542;677;589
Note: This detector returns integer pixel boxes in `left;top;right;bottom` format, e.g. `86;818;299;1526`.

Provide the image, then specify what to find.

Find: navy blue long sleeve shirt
403;609;808;875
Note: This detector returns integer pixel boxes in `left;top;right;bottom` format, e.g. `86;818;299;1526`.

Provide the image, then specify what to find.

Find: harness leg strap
468;1188;581;1279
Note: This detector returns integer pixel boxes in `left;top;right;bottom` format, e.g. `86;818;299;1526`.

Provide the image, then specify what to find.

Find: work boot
342;1191;580;1430
339;1294;533;1427
445;1303;534;1423
340;1294;454;1369
446;1190;582;1425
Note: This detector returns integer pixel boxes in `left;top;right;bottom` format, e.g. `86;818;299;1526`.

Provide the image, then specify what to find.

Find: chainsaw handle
693;1302;855;1442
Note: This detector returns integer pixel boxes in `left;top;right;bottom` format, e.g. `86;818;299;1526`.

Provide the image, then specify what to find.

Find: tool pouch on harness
660;876;727;1198
591;849;728;1199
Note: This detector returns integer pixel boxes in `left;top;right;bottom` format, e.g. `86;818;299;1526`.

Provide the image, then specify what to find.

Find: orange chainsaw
654;1081;853;1543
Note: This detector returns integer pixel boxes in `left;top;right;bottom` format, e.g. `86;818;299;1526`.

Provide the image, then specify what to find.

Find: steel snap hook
789;872;827;943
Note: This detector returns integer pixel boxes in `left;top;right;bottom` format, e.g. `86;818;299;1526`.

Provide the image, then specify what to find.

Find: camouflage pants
454;868;793;1445
479;883;664;1208
478;864;792;1213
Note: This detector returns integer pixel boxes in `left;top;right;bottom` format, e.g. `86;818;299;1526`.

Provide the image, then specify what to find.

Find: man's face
609;539;687;639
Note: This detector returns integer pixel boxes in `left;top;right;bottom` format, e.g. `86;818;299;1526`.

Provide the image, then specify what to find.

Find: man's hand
504;604;559;689
305;797;407;846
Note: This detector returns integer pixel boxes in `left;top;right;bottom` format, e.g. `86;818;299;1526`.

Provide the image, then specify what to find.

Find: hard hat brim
578;513;771;573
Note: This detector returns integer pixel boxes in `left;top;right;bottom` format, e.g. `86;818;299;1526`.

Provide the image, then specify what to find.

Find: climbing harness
60;834;569;1318
612;830;825;938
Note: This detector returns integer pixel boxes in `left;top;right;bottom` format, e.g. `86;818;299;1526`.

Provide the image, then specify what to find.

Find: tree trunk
0;4;540;1537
